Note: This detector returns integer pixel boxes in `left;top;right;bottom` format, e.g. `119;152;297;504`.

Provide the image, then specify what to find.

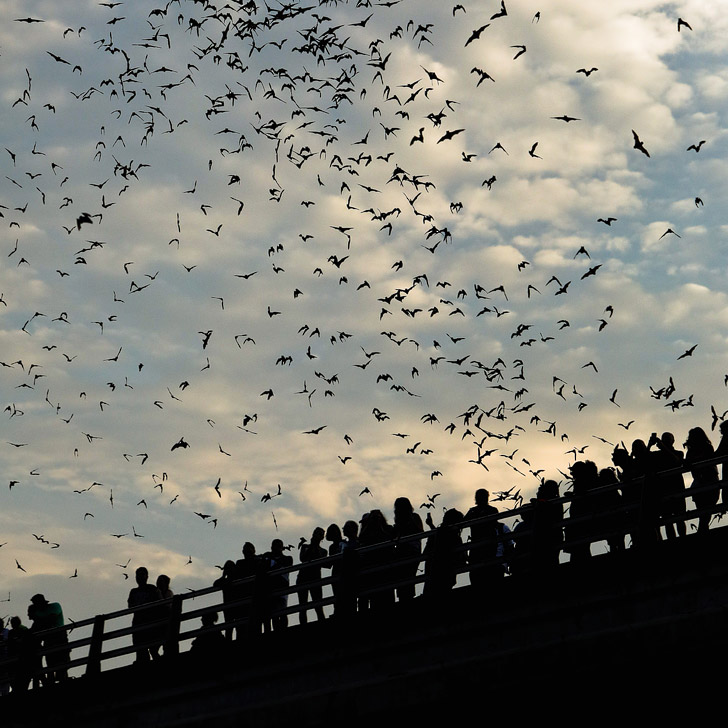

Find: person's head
537;480;559;499
271;538;284;555
156;574;170;592
135;567;149;585
30;594;48;607
661;432;675;447
343;520;358;540
612;446;629;468
686;427;710;449
442;508;464;527
242;542;256;558
367;509;388;528
325;524;342;543
311;526;325;544
10;616;21;630
394;497;414;518
474;488;489;505
631;439;648;458
222;560;236;577
201;611;218;628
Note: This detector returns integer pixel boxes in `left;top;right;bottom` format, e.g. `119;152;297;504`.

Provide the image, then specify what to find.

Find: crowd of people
3;421;728;691
0;595;70;694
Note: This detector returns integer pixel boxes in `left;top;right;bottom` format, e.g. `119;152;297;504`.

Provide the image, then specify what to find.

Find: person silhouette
235;542;264;637
715;420;728;508
565;461;599;562
685;427;719;533
0;618;8;696
392;497;424;602
296;527;327;623
424;509;465;599
153;574;174;657
7;616;40;692
595;468;625;552
465;489;500;590
262;539;293;631
648;432;686;538
127;567;162;663
190;612;228;660
533;479;564;568
336;520;360;617
358;510;395;610
27;594;70;683
213;560;238;640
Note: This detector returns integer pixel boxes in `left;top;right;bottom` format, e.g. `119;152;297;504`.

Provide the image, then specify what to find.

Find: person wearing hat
27;594;70;684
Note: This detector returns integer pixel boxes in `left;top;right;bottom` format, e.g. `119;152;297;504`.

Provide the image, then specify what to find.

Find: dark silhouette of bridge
3;462;728;726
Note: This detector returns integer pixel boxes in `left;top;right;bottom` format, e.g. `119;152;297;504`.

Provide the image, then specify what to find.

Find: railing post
164;595;183;658
85;614;106;676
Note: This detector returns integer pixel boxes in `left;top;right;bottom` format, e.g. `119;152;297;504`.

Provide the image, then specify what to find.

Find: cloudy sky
1;0;727;626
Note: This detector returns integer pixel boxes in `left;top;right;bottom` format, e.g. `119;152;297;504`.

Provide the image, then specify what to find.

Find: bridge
3;465;728;726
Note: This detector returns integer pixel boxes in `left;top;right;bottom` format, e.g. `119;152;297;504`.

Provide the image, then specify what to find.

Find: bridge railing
1;452;726;688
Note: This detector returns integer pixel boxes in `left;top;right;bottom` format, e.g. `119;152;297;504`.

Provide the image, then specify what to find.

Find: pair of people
127;568;173;662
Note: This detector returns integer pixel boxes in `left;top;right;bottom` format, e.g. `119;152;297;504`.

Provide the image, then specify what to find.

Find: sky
1;0;728;628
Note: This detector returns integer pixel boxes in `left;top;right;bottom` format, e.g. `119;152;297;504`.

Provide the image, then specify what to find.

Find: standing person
685;427;719;534
127;567;162;663
630;440;662;545
296;527;327;623
423;509;466;599
27;594;70;683
213;560;237;640
715;420;728;508
565;461;600;561
154;574;174;657
324;524;345;611
0;617;10;696
392;497;424;602
509;503;536;576
533;479;564;568
358;510;395;610
7;616;40;693
465;489;500;591
648;432;686;538
262;539;293;632
337;520;360;617
156;574;173;600
235;542;264;637
595;468;625;552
